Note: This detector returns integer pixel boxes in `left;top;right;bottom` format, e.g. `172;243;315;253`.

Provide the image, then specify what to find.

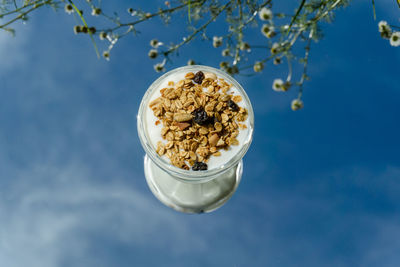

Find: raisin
192;161;208;171
193;71;205;84
213;116;219;123
227;99;239;112
192;108;212;125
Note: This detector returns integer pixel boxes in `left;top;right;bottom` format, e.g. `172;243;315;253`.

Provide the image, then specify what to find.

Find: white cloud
0;162;208;267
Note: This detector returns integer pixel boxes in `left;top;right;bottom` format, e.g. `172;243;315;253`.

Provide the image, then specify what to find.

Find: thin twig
286;0;306;36
0;0;43;17
107;0;204;32
163;1;231;56
68;0;100;58
372;0;376;20
298;29;313;99
0;1;52;29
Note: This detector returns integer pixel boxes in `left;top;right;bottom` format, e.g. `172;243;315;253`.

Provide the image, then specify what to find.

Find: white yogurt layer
144;67;250;170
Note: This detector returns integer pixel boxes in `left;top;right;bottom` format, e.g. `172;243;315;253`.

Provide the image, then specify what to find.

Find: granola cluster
148;71;248;171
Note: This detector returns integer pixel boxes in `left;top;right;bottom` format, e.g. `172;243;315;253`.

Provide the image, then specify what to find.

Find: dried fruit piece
209;133;219;146
192;108;212;125
227;99;239;112
149;71;249;171
192;161;208;171
185;72;195;79
173;113;192;122
174;122;191;130
232;95;242;103
193;71;205;84
216;139;225;147
204;72;217;81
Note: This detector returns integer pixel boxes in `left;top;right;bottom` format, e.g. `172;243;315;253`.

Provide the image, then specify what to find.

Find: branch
0;1;52;29
286;0;306;35
106;0;205;32
0;0;44;18
68;0;99;58
163;1;231;56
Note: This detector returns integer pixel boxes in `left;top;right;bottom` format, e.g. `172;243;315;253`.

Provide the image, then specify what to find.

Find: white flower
150;39;162;48
253;62;264;72
390;32;400;47
127;8;137;16
65;4;74;14
154;61;166;72
378;21;390;32
213;36;223;48
73;25;81;34
291;99;304;111
103;51;110;61
259;7;273;21
222;49;230;57
378;20;392;39
272;79;284;91
270;42;280;54
99;32;108;40
91;8;101;16
261;24;276;38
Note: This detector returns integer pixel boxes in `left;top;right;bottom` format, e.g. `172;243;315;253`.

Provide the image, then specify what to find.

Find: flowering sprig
1;0;397;111
378;20;400;47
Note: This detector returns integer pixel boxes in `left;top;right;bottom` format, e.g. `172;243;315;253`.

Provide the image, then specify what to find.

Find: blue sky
1;0;400;266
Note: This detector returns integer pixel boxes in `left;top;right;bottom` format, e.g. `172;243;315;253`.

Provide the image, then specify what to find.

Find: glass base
144;154;243;213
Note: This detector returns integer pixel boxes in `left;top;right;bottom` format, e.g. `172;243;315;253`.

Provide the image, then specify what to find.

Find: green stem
164;1;231;56
68;0;100;58
372;0;376;20
0;0;43;17
107;0;204;32
286;0;306;36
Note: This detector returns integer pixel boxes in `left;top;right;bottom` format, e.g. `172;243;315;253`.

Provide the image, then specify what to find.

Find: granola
149;70;248;171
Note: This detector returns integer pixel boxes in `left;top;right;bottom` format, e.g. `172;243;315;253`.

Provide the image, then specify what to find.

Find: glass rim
137;65;254;182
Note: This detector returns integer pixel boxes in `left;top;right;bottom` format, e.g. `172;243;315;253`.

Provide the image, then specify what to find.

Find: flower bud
150;39;159;48
222;49;230;57
213;36;223;48
239;42;250;51
291;99;304;111
99;32;108;40
73;25;82;34
253;61;264;72
65;4;74;14
273;57;282;65
91;8;101;16
154;63;165;72
148;49;158;59
272;79;284;91
259;7;273;21
103;51;110;60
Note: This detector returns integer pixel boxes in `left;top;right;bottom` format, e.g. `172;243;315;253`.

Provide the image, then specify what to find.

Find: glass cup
137;65;254;213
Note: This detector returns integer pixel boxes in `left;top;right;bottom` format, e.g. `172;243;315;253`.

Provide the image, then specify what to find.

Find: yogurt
143;67;251;170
